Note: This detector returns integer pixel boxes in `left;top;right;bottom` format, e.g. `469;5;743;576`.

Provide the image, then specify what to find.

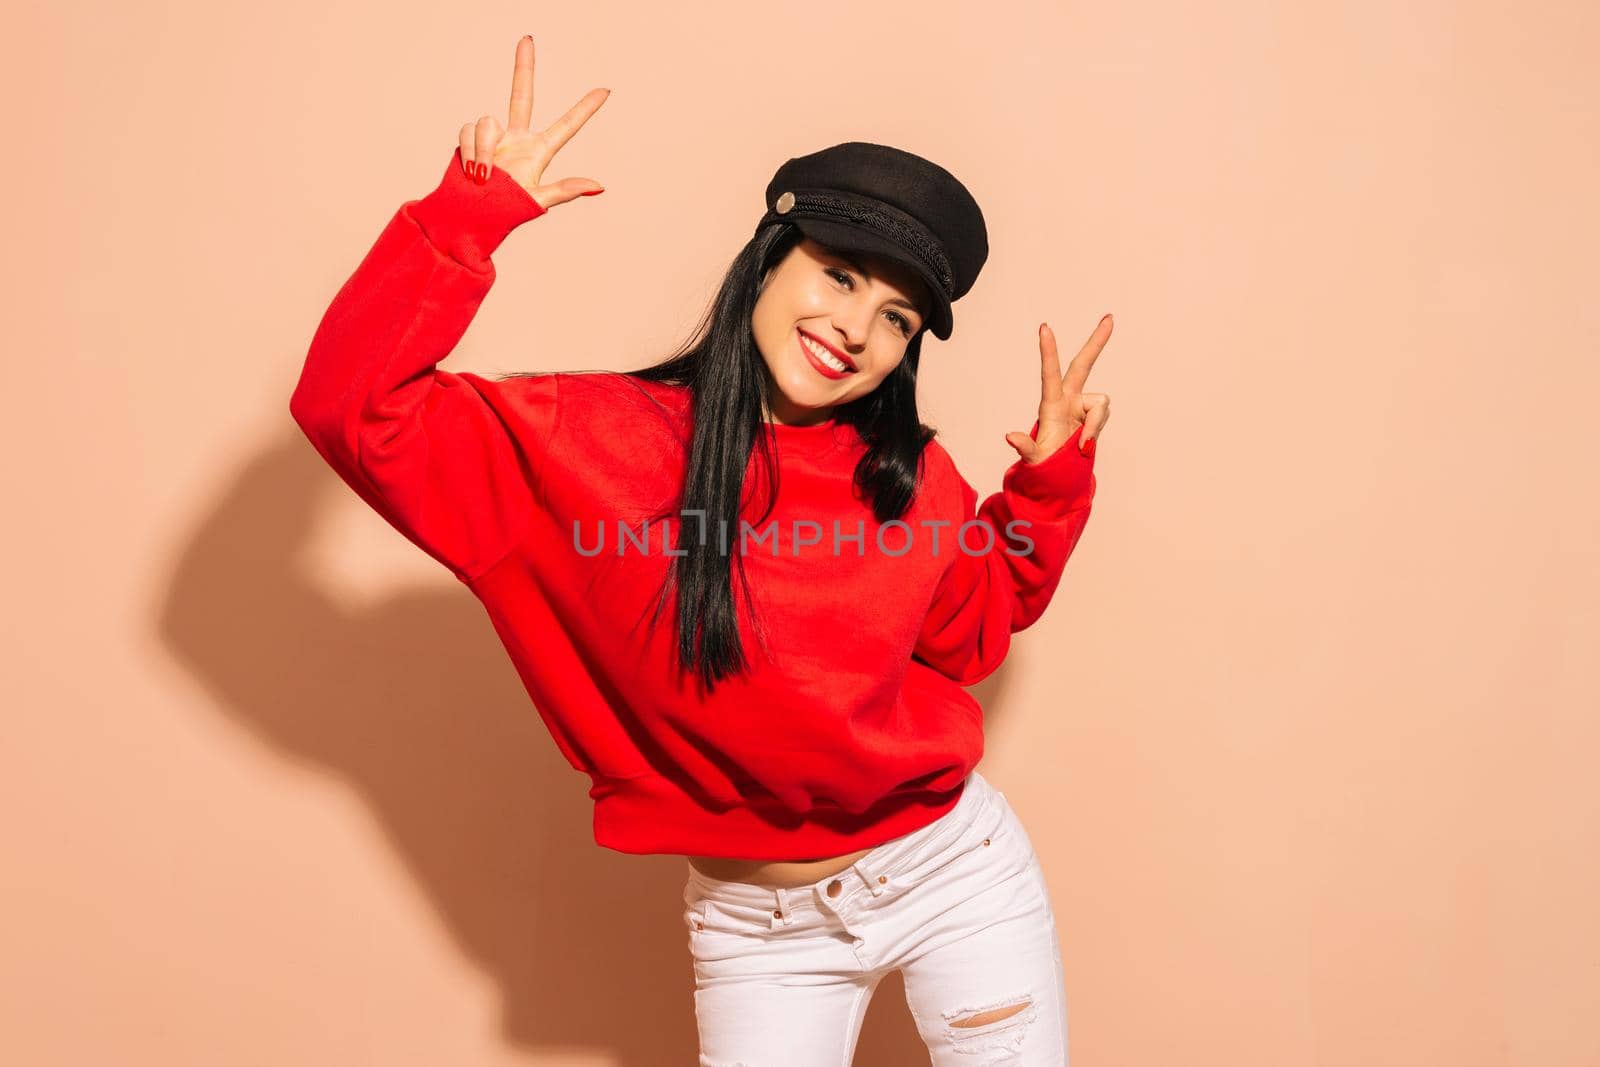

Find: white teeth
800;334;851;372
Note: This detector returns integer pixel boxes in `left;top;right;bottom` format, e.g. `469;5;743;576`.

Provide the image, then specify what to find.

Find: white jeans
681;770;1070;1065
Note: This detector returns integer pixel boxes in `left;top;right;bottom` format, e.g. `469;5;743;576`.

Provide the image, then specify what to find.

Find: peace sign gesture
1005;315;1114;463
455;35;610;211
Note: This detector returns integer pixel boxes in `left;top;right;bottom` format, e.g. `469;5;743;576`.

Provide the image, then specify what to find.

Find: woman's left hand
1005;315;1113;463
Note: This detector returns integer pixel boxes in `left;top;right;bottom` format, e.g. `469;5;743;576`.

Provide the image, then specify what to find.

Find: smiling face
751;236;932;426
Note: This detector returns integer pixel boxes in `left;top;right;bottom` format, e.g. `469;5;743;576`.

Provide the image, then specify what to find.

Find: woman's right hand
457;35;609;211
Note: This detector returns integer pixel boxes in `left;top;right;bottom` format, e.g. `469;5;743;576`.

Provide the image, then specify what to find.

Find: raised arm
913;314;1114;685
912;423;1097;686
289;36;610;583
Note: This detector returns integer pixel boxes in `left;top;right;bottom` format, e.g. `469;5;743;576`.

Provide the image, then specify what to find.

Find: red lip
797;328;857;372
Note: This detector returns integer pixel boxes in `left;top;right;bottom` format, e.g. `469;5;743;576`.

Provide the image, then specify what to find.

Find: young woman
292;35;1112;1066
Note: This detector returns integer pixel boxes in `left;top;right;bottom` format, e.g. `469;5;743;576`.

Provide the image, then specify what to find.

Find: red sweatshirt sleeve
912;421;1098;686
289;147;554;583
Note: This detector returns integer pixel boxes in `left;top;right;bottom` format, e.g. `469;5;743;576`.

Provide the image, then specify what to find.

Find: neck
763;400;835;428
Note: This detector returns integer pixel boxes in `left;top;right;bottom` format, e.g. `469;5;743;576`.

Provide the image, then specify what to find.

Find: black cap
753;141;988;341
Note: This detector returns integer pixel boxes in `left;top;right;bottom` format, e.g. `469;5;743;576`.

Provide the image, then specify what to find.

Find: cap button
775;191;795;214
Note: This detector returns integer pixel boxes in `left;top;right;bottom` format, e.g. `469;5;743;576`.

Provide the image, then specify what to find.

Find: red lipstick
797;328;857;378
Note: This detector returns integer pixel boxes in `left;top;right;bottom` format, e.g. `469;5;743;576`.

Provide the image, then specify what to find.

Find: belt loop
771;886;795;927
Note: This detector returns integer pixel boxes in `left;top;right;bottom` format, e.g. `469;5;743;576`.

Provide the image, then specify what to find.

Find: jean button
827;879;842;897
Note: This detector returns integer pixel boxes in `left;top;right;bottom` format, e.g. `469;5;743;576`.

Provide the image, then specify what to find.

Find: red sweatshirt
290;148;1098;859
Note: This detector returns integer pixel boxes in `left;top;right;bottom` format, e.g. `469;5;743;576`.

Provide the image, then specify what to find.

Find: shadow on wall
154;426;1020;1064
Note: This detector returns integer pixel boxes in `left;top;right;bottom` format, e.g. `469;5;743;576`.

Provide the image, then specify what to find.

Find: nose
830;304;873;350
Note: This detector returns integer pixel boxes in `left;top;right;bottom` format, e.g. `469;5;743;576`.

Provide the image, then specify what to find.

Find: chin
781;377;844;409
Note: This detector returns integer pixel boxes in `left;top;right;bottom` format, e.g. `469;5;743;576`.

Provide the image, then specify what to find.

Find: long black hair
504;220;938;697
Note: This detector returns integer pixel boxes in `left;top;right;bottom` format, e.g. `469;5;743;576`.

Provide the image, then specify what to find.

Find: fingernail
477;163;488;183
581;188;605;196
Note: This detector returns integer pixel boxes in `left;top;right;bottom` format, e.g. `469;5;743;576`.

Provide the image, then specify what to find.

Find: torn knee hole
947;995;1032;1028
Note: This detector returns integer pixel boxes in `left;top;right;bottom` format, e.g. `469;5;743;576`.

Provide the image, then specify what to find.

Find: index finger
1062;314;1112;396
508;36;535;132
540;87;611;157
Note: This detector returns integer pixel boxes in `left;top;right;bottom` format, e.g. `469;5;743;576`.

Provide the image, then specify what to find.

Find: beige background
4;1;1596;1064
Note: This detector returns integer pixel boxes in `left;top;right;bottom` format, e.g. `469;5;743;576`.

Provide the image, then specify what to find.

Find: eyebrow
830;251;924;319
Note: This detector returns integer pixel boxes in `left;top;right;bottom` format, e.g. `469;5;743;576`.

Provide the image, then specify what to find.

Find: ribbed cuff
1003;419;1097;515
406;146;548;271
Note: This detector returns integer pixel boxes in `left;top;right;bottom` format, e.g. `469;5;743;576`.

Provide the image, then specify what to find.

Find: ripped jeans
681;770;1069;1065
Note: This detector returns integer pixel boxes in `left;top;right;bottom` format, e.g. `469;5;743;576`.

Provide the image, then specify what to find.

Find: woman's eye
827;266;912;335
